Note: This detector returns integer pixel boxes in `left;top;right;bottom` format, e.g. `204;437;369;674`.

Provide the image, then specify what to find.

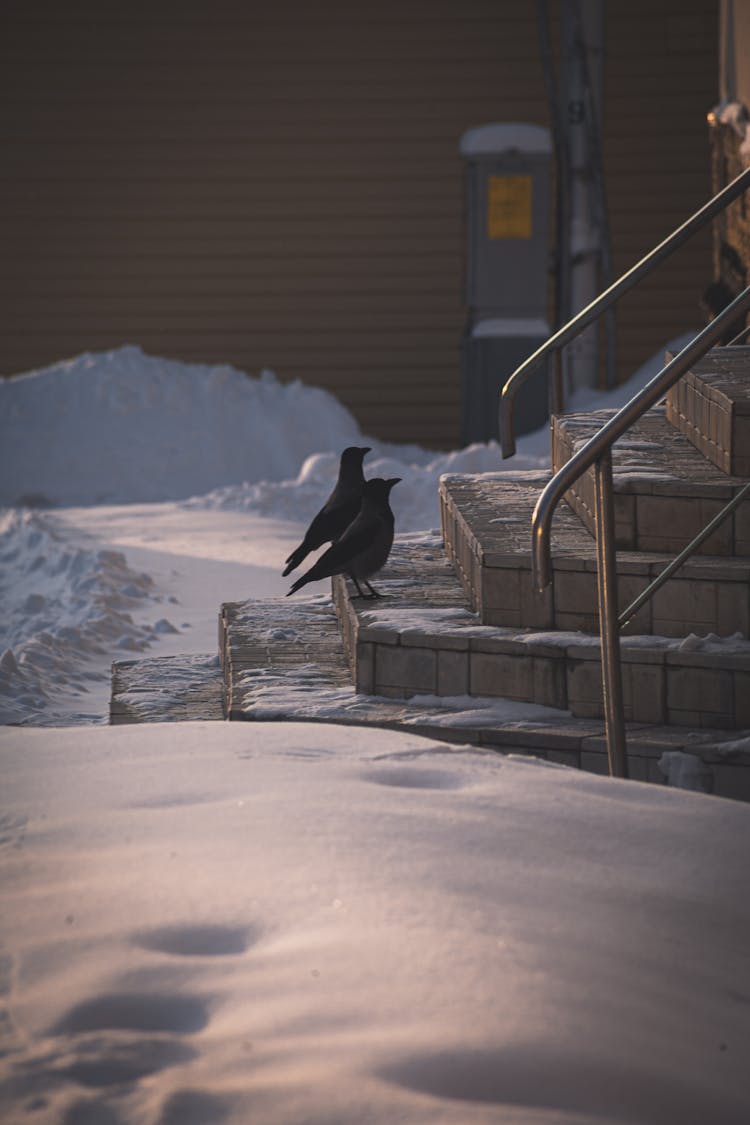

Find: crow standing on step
282;445;371;577
287;477;400;599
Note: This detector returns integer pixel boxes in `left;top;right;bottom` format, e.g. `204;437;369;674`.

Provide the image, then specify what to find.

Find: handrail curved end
531;543;553;594
531;493;554;593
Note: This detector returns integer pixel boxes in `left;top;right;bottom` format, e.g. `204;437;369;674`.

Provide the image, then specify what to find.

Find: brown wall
0;1;718;448
604;3;718;387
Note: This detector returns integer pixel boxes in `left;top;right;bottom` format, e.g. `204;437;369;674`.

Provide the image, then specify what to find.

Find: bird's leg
363;580;382;598
349;574;367;598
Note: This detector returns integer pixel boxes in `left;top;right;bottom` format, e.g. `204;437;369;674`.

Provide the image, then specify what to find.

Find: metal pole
728;322;750;345
547;348;564;462
552;347;564;414
536;0;571;334
618;479;750;631
562;0;601;393
594;451;628;778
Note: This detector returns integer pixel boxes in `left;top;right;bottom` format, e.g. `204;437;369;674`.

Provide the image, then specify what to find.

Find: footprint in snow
51;991;209;1036
134;923;256;958
363;766;468;791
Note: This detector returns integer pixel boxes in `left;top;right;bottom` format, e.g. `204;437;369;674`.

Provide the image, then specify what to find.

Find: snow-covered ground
3;720;750;1125
3;343;750;1123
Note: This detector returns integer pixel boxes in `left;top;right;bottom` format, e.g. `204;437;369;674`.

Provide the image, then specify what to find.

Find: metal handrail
728;323;750;345
499;164;750;458
530;286;750;778
618;479;750;631
531;287;750;588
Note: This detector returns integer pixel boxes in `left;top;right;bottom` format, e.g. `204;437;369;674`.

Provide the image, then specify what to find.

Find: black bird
287;477;400;599
282;445;371;577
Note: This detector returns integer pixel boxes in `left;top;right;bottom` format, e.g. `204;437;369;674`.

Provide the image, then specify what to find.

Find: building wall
708;0;750;337
0;0;718;447
603;2;718;386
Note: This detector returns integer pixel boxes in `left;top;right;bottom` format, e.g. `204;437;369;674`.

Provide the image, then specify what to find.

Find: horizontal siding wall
0;1;716;447
603;2;718;385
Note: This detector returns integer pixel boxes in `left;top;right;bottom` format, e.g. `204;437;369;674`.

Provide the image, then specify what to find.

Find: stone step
551;405;750;555
110;653;225;723
665;345;750;477
214;588;749;793
334;535;750;731
440;473;750;638
219;596;352;720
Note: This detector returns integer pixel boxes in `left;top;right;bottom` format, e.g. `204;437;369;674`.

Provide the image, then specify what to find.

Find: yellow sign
487;175;533;239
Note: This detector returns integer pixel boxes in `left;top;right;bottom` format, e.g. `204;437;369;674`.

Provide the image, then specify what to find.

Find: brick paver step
215;583;750;790
440;473;750;638
110;653;224;723
334;536;750;731
552;405;750;555
665;345;750;476
107;545;750;792
220;597;352;720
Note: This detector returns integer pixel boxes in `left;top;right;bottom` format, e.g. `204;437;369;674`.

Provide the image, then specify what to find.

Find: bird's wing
284;496;337;564
306;520;378;578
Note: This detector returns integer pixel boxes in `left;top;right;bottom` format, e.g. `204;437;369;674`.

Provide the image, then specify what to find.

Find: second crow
282;445;371;577
287;476;400;598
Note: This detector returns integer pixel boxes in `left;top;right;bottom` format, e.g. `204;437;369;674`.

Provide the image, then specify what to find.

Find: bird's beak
387;477;402;487
362;446;372;455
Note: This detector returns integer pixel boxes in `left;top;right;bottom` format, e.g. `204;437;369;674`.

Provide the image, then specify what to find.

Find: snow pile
1;344;549;526
0;508;177;725
0;346;365;507
2;721;749;1124
192;441;520;533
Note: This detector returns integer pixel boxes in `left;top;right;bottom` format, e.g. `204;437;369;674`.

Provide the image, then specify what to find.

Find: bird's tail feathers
282;545;308;577
286;574;309;596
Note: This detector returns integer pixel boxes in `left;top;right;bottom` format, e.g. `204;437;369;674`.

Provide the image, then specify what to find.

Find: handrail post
618;479;750;631
547;349;564;463
551;347;564;415
594;451;628;779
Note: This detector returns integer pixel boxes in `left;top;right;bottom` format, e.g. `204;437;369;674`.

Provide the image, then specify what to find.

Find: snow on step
110;653;224;723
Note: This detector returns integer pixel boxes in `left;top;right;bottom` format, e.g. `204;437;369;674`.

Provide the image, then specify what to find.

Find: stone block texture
440;473;750;640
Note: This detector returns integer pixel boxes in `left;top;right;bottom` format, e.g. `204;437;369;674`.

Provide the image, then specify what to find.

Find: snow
399;692;570;727
233;660;571;727
658;749;714;792
471;317;551;338
0;503;303;726
459;122;553;156
2;342;750;1121
2;720;750;1125
676;631;750;653
710;99;749;139
0;347;366;507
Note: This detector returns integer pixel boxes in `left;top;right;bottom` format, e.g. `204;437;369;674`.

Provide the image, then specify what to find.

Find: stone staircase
111;346;750;798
